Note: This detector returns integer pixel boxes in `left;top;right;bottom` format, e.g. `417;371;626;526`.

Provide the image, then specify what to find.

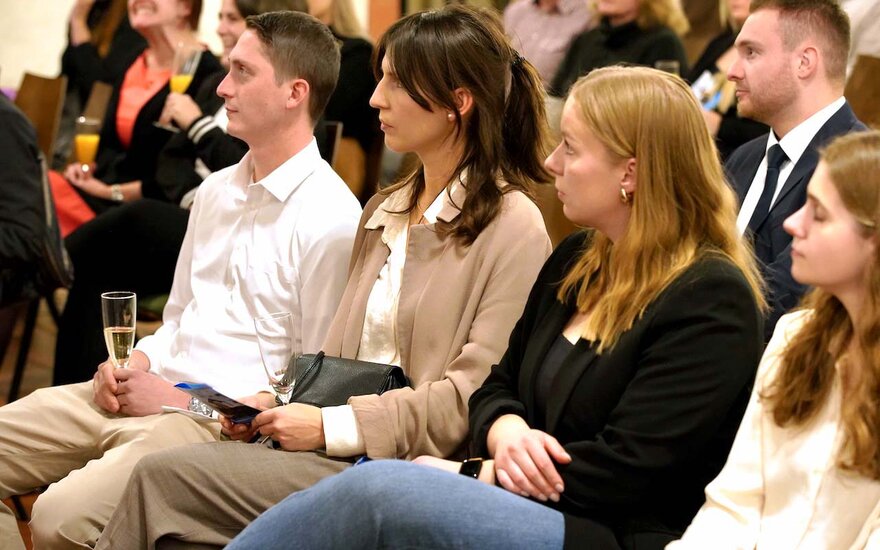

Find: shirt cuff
321;405;366;457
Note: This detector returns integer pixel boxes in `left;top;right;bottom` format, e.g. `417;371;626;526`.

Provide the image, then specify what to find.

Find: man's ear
453;87;474;118
621;158;637;195
795;44;820;81
285;78;310;111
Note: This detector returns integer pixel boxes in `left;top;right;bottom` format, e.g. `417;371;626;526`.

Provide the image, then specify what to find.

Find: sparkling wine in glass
74;116;101;174
253;312;299;406
101;291;137;368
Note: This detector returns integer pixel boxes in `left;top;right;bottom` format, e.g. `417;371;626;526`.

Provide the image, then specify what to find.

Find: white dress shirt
668;311;880;550
136;139;361;398
321;182;457;457
736;97;845;235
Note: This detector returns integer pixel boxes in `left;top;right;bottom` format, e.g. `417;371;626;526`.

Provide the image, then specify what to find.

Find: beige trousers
0;382;221;549
97;442;353;549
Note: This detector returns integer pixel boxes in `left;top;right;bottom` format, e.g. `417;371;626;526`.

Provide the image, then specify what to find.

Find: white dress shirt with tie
135;139;361;398
736;97;845;235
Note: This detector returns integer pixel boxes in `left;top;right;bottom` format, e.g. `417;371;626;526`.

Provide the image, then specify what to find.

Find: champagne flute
154;42;203;132
101;291;137;368
74;116;101;174
253;312;299;406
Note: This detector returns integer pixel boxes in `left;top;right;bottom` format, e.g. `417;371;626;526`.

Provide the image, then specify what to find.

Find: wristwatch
109;184;123;202
458;457;483;479
187;396;213;417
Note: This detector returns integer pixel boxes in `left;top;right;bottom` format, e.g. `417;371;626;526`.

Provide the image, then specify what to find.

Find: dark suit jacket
469;232;763;549
725;102;866;340
0;94;45;305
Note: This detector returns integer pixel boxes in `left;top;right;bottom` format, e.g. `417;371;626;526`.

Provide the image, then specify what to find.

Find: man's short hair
751;0;851;84
245;11;341;122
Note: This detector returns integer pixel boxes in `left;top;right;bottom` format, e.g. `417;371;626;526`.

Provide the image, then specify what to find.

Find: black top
469;231;763;549
60;15;147;102
550;19;688;97
534;335;574;421
83;49;223;214
147;71;247;204
326;34;380;154
0;94;44;304
686;27;767;160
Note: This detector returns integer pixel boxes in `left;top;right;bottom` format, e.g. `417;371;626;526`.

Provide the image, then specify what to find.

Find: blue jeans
227;459;565;549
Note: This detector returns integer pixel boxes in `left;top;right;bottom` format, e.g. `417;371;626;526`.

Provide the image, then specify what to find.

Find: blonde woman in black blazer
225;66;765;550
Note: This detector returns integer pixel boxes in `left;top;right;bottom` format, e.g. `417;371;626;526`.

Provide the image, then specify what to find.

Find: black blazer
725;102;866;340
86;48;223;213
469;232;763;549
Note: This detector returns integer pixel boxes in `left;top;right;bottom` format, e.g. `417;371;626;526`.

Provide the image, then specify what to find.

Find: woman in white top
669;130;880;549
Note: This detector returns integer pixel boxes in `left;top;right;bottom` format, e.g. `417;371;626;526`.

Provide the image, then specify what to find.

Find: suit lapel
769;103;858;216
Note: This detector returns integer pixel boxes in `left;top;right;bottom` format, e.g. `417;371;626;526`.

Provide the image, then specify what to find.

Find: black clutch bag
288;351;410;407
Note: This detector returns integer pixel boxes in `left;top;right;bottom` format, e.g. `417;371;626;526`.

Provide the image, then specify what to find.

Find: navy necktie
747;144;788;234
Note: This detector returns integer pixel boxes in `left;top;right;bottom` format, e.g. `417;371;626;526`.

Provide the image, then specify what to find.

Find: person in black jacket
54;0;148;169
223;66;765;550
55;0;222;223
549;0;689;97
0;94;46;307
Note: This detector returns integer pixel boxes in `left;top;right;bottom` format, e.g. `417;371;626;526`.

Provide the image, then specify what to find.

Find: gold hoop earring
620;187;631;204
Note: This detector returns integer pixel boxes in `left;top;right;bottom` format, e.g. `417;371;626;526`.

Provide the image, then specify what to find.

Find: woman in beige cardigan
97;5;553;548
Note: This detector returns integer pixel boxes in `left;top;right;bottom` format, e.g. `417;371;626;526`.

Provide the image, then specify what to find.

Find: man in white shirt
0;11;360;549
724;0;865;341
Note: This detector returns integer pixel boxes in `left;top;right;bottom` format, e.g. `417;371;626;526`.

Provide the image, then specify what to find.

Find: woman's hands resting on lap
487;414;571;503
220;396;325;452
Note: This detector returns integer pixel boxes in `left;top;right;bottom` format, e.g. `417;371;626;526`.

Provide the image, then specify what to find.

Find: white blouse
321;181;459;457
668;311;880;550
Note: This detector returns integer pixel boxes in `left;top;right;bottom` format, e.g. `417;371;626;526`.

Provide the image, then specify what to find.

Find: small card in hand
175;382;261;424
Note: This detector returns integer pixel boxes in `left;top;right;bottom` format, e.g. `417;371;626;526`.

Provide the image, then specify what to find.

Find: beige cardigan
322;184;551;459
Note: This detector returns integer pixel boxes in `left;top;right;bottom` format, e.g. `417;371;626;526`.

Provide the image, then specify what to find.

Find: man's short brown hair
751;0;851;84
245;11;341;123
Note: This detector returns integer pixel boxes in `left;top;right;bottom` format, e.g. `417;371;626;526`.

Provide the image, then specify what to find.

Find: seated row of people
0;0;874;548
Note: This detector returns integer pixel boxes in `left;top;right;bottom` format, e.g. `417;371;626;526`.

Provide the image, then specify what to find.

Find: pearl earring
447;112;455;121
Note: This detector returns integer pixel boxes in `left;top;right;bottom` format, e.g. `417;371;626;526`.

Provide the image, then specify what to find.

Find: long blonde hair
329;0;367;39
763;131;880;479
557;66;765;352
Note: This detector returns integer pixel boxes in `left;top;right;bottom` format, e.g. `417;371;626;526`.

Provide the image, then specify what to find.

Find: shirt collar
768;97;845;165
364;173;468;230
227;138;321;203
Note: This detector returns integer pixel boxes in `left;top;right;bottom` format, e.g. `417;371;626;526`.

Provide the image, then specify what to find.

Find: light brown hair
590;0;690;36
750;0;851;85
245;11;340;122
557;66;765;352
763;130;880;479
375;5;552;246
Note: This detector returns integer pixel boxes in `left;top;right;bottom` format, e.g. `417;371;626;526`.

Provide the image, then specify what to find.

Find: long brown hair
762;131;880;479
374;5;552;246
557;66;765;352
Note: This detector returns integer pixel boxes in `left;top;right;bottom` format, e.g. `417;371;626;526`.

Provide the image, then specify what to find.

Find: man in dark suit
725;0;865;341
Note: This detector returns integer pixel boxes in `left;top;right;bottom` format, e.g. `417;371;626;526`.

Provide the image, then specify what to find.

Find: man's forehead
228;30;268;65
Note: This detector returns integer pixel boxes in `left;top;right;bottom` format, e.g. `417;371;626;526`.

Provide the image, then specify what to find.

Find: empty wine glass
101;291;137;368
253;312;300;406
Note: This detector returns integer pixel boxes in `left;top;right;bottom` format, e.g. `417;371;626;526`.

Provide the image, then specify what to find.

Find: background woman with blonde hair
225;65;765;550
550;0;689;97
670;130;880;549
